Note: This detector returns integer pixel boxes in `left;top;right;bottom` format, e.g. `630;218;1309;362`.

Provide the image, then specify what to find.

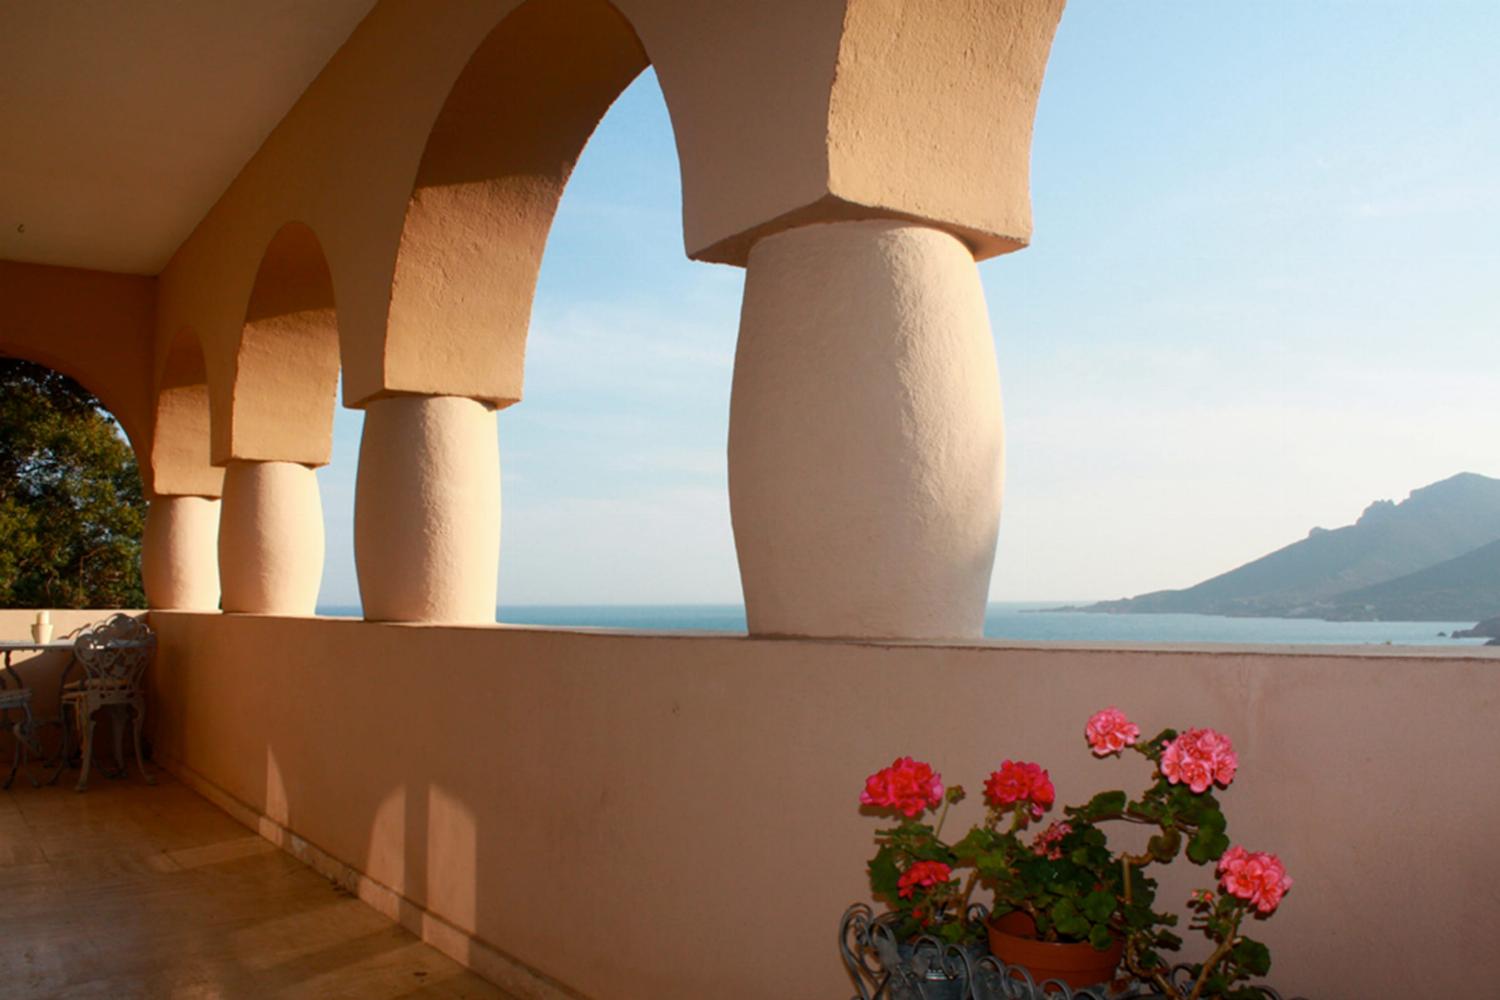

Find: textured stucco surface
148;614;1500;999
354;396;501;623
825;0;1065;261
216;222;340;467
729;220;1003;639
144;0;1062;415
217;462;323;615
3;0;1066;529
143;496;222;611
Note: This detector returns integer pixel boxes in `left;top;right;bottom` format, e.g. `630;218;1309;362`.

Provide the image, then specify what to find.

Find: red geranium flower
984;760;1055;820
898;860;954;899
860;757;943;818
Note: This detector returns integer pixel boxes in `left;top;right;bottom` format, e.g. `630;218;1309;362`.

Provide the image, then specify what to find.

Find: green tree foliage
0;358;146;608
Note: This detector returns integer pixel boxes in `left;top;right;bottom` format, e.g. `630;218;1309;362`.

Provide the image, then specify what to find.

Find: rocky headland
1069;472;1500;625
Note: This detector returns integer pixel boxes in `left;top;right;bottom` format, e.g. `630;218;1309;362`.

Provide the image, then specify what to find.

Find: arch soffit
214;221;342;468
354;0;1066;409
365;0;656;409
151;326;222;498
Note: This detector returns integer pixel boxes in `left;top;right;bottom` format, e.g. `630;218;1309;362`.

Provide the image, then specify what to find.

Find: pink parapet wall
146;612;1500;998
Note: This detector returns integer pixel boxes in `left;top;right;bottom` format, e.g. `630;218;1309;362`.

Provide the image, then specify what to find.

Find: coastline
312;602;1490;647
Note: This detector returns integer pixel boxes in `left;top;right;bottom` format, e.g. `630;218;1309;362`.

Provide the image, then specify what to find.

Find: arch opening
497;69;744;616
0;355;148;609
217;221;341;468
373;0;656;408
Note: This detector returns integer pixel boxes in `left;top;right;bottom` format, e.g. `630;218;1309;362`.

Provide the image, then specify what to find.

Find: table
0;641;77;788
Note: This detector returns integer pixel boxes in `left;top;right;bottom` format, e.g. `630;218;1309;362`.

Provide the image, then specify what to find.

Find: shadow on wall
142;611;1500;999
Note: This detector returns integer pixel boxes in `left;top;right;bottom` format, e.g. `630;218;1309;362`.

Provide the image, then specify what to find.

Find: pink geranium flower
1031;820;1072;860
897;860;954;899
1085;707;1141;756
1160;727;1238;793
1218;846;1292;915
860;757;943;818
984;760;1055;820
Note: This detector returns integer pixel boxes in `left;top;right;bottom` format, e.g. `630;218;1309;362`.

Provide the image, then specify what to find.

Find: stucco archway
214;221;341;467
143;326;222;609
361;0;666;409
210;221;341;616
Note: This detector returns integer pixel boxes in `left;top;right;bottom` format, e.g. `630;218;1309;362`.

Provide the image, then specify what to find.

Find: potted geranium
860;756;976;946
857;708;1293;999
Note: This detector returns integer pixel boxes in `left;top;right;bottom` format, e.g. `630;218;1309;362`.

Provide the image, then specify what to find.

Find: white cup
30;622;53;644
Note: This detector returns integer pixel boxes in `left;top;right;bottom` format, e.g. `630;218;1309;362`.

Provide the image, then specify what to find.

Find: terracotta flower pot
986;911;1123;993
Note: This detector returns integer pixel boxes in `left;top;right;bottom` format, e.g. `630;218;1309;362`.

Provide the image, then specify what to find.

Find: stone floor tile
0;774;516;999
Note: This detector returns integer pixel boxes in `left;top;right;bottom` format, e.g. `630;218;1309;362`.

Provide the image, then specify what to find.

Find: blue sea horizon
313;600;1489;647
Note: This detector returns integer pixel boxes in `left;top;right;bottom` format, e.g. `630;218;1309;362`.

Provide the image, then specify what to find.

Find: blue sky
316;2;1500;610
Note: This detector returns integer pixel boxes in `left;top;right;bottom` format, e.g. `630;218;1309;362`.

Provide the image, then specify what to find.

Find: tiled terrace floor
0;771;513;999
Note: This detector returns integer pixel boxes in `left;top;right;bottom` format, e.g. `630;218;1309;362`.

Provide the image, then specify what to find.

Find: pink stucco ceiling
0;0;377;276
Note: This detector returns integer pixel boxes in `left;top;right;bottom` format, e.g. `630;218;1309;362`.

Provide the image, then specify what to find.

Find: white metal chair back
72;613;154;690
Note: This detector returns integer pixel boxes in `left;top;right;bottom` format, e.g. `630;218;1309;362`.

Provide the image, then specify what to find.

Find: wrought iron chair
54;613;156;792
0;675;37;790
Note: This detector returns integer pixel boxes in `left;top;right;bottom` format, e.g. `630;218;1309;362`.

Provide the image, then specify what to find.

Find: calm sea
315;601;1491;647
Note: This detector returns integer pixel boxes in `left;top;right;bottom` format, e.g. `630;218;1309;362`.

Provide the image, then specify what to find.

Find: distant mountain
1080;473;1500;621
1307;539;1500;621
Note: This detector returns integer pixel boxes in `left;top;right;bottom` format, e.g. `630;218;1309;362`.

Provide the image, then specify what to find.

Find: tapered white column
142;495;222;610
728;220;1003;640
354;395;500;623
217;461;324;614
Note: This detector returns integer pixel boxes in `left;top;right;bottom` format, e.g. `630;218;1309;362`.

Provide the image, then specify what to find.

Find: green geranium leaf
1089;924;1116;951
1056;914;1091;939
1186;827;1230;865
1052;898;1079;922
868;848;901;899
1167;784;1198;812
1202;972;1234;996
1191;799;1228;833
978;849;1010;870
1233;937;1273;977
1082;890;1115;923
953;827;993;859
1147;828;1181;863
1129;797;1166;822
1078;790;1126;820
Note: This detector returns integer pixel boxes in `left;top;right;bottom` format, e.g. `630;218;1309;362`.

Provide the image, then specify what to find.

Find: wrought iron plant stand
840;904;1304;1000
